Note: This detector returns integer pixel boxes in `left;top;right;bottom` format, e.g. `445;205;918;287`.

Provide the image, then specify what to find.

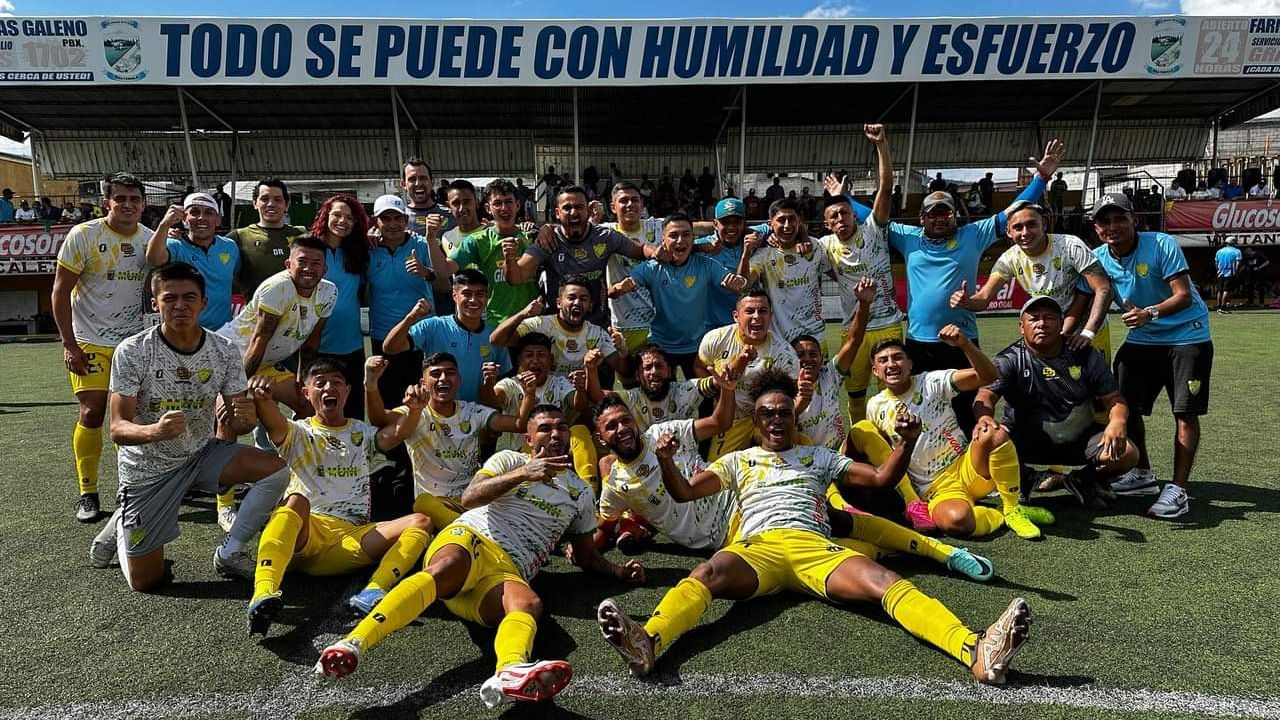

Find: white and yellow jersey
396;400;497;499
218;270;337;367
989;233;1102;320
604;218;664;331
705;444;852;539
697;324;800;418
747;245;829;343
816;219;902;330
866;370;967;495
492;374;576;452
456;450;598;581
55;218;152;347
619;377;714;432
798;360;847;451
599;420;735;550
276;417;377;525
516;315;617;375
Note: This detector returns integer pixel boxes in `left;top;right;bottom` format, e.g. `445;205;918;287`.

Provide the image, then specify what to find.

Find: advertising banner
1165;199;1280;246
0;223;72;275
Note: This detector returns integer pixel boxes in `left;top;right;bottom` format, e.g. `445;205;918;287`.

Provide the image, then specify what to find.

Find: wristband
1079;329;1095;340
1144;306;1161;320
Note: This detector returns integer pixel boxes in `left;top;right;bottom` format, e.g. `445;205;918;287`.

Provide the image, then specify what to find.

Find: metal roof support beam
29;132;41;196
713;87;744;146
391;88;419;132
877;84;914;123
0;106;39;133
1039;80;1101;123
180;89;235;132
177;88;199;188
1080;81;1104;209
229;130;239;229
902;83;919;203
1211;80;1280;123
390;88;404;171
739;84;747;195
572;88;580;184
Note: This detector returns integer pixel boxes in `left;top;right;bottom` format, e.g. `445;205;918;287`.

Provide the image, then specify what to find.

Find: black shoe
1063;474;1107;511
247;594;283;636
76;493;102;523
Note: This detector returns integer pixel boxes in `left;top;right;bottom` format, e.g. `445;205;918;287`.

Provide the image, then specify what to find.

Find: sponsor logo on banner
1148;17;1184;75
101;19;146;81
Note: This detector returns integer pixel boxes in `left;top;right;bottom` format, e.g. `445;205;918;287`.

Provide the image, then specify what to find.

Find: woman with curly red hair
310;194;373;418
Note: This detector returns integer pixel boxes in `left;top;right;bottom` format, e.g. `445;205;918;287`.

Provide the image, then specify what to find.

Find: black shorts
1010;424;1105;467
1218;274;1238;292
1114;341;1213;416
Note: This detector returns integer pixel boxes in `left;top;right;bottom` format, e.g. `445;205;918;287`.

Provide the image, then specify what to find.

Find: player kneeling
245;357;435;636
315;405;645;708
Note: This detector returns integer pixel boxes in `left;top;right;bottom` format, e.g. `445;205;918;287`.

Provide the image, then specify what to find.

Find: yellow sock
846;394;868;425
848;513;953;564
644;577;712;657
988;441;1023;513
833;536;883;559
72;422;102;495
569;425;599;494
971;506;1005;537
412;494;463;530
217;486;237;511
881;578;979;666
895;476;922;504
367;526;431;592
348;571;437;651
254;506;303;599
494;610;537;671
825;483;852;512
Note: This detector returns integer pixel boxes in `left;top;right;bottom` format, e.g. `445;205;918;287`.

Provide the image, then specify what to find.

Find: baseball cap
1090;192;1133;220
920;191;955;213
183;192;220;213
373;194;409;217
715;197;745;219
1020;295;1062;316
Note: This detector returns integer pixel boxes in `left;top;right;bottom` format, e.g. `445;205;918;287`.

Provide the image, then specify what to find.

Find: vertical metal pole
28;132;41;196
177;89;199;187
229;130;239;230
1211;117;1220;168
714;145;724;198
902;84;919;204
1081;81;1104;209
739;85;747;197
573;88;581;184
391;88;404;172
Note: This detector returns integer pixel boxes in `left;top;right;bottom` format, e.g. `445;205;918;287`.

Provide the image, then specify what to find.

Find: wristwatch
1144;306;1160;320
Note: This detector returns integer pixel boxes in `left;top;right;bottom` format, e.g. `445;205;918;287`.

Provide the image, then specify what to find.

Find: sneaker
76;493;101;523
213;543;255;581
1148;484;1189;519
315;639;361;678
903;499;937;533
1111;468;1160;496
217;506;237;533
1002;506;1042;540
1063;474;1107;510
346;587;386;617
478;659;574;708
971;597;1031;685
597;598;655;677
945;548;994;582
89;516;118;569
247;593;283;636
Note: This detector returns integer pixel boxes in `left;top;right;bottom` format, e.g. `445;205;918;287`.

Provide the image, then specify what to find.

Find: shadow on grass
1034;480;1279;534
1006;669;1097;687
346;656;492;719
0;401;80;408
532;565;698;621
643;594;801;678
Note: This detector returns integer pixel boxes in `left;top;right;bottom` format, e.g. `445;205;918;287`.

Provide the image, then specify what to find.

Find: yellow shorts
707;415;755;461
427;524;527;626
718;528;862;600
1092;323;1113;366
843;321;905;395
719;510;744;548
291;513;377;576
255;363;295;383
412;493;466;531
924;452;994;514
69;341;113;394
619;327;650;356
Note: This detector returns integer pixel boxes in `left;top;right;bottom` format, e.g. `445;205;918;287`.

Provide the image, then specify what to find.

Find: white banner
0;15;1271;86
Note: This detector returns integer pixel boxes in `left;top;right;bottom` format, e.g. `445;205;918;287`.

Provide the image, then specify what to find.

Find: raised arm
951;276;1004;312
834;276;874;374
996;139;1063;231
693;365;739;441
376;384;427;451
146;204;182;265
363;356;393;426
939;324;998;392
583;348;606;404
478;361;506;408
247;375;290;446
655;433;724;502
504;238;544;285
841;409;921;489
382;299;433;355
460;449;572;509
487;372;540;434
109;393;186;446
242;309;281;377
866;124;894;226
490;297;544;347
421;215;455;291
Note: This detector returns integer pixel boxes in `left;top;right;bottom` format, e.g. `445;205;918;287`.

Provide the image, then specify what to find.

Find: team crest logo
120;243;135;256
1136;262;1150;278
316;303;330;316
351;431;364;446
593;243;607;258
451;526;466;536
129;528;147;547
1052;256;1063;270
684;275;696;288
102;19;147;81
799;453;814;466
459;420;472;434
480;345;491;357
652;405;666;419
1032;263;1046;276
567;484;582;500
637;464;653;477
1068;365;1082;380
1147;17;1185;75
197;368;212;383
1042;366;1057;378
912;391;922;405
219;253;231;264
325;434;344;451
175;366;192;380
945;238;958;251
573;248;588;261
784;254;797;265
566;339;579;352
854;234;865;249
1188;379;1201;395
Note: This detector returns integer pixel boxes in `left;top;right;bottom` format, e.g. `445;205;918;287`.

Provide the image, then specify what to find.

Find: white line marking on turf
3;672;1279;719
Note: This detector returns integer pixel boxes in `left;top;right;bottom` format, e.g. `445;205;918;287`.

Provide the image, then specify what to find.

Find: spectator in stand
1049;173;1068;215
39;196;61;221
891;184;903;217
929;172;947;192
947;183;967;219
1167;180;1188;201
800;186;819;221
745;188;763;220
965;184;985;217
978;172;995;211
697;167;716;217
679;169;697;198
764;176;785;203
61;202;82;223
1249;179;1271;199
212;186;233;231
15;200;36;222
639;174;655;205
0;188;14;223
1224;179;1244;200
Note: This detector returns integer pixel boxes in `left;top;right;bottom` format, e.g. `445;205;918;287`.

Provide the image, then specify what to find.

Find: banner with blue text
0;16;1269;85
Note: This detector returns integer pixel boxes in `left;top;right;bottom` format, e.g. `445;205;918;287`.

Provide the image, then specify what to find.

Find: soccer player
698;197;753;327
975;297;1138;510
421;179;484;316
480;332;587;452
88;262;291;591
244;357;434;635
607;213;749;376
227;179;306;296
490;275;631;379
950;200;1114;359
380;269;511;402
53;172;152;522
597;370;1028;685
793;276;875;451
147;193;240;331
865;327;1054;539
1215;240;1243;313
316;405;645;709
736;198;828;345
1089;193;1213;518
696;291;801;459
604;343;716;432
401;157;454;239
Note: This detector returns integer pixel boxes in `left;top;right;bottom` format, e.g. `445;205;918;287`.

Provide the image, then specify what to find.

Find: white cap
373;194;409;217
183;192;220;214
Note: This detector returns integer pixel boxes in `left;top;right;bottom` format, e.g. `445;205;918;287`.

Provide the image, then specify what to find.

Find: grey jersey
525;224;636;327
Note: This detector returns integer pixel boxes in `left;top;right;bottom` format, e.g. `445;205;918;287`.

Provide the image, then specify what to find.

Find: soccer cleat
76;493;101;523
315;639;361;678
217;506;237;533
1063;474;1107;510
903;499;937;533
346;587;386;617
89;518;118;569
597;598;655;677
971;597;1031;685
1002;506;1042;540
1019;505;1055;525
946;548;994;582
247;593;283;636
1148;484;1189;519
1035;470;1066;493
478;659;574;708
1111;468;1160;497
213;543;256;581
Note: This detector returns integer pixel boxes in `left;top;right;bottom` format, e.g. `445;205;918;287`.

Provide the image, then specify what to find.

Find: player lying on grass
316;404;646;708
598;369;1029;685
244;356;436;637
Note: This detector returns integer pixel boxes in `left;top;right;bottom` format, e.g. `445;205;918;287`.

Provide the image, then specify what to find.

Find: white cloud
803;2;863;18
1182;0;1280;13
1132;0;1172;10
0;0;14;16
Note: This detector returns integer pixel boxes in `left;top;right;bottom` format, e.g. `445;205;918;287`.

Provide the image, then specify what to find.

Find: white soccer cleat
478;659;573;708
597;598;655;677
1147;484;1189;519
972;597;1031;685
213;543;255;581
216;506;237;533
89;515;119;569
1110;468;1160;497
315;639;362;678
